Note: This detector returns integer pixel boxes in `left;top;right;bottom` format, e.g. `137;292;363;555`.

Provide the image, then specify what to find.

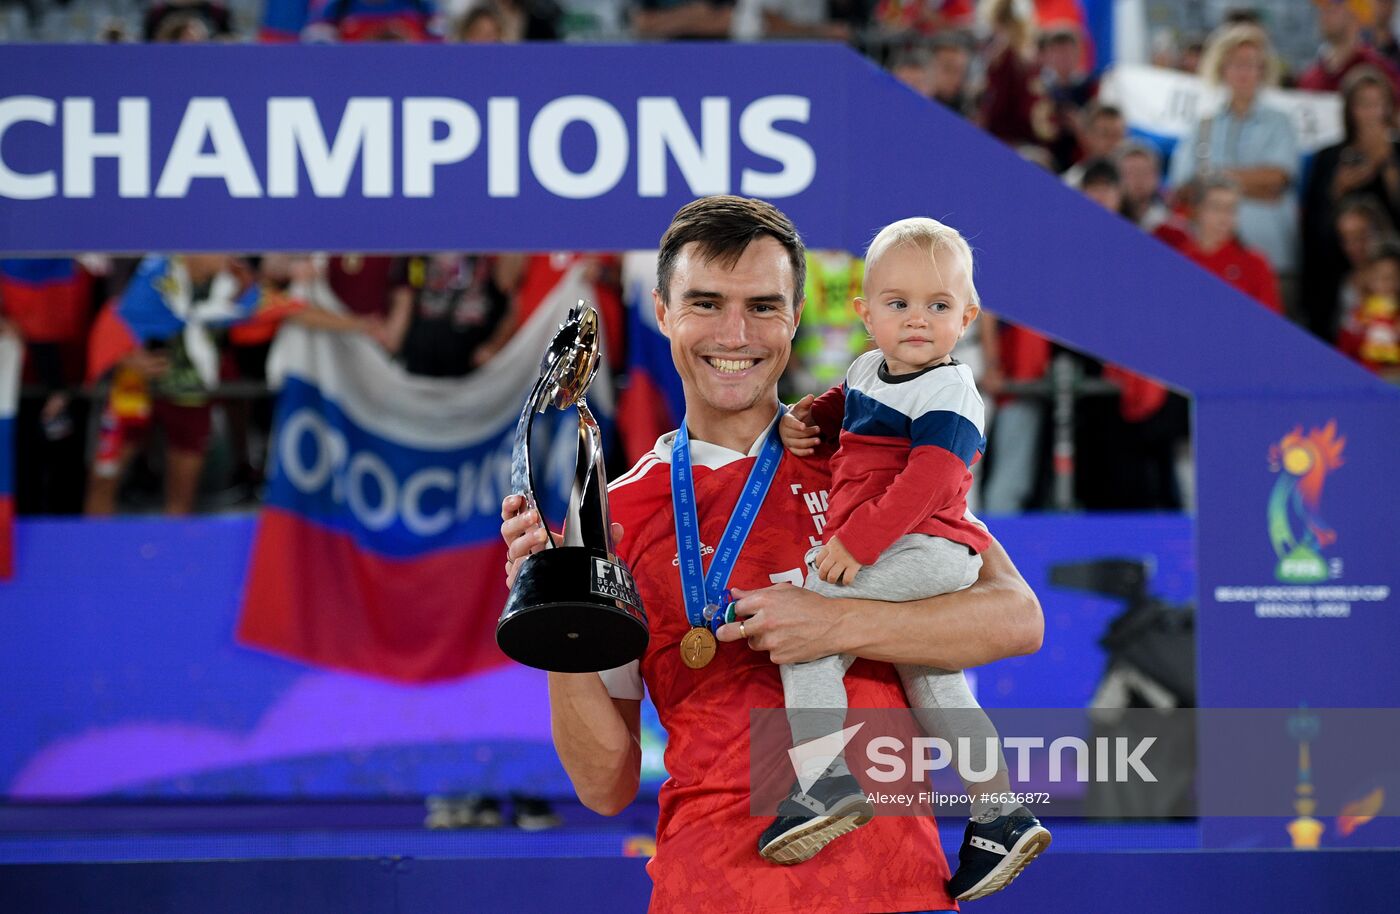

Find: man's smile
703;356;761;374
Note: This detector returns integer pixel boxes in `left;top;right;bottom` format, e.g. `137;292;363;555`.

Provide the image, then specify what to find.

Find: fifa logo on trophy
496;303;648;672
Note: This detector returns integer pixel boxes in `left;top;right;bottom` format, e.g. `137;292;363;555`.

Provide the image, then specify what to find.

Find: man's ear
652;288;670;339
791;295;805;338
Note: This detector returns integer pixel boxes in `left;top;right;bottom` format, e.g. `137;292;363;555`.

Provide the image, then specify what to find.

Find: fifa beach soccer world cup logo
1268;421;1346;584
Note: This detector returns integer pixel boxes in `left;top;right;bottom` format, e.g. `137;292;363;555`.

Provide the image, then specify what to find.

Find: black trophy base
497;547;648;673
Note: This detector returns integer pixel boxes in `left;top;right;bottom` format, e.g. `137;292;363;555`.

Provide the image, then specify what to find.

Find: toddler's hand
815;536;862;586
781;395;821;456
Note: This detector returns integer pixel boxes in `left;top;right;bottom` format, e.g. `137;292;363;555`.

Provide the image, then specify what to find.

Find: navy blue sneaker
758;773;875;865
946;807;1051;901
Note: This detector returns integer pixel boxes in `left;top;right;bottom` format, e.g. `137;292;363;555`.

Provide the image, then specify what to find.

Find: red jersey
604;420;955;914
1177;237;1281;314
1298;45;1400;97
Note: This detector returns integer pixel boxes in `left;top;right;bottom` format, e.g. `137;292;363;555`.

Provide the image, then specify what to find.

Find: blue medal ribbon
671;413;785;631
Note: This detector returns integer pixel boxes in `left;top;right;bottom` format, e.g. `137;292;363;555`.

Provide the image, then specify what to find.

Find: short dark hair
656;196;806;306
1039;26;1081;49
1084;101;1124;125
1080;157;1121;189
1338;194;1396;234
1368;235;1400;269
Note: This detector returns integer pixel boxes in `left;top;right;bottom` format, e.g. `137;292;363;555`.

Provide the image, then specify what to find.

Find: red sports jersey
605;421;955;914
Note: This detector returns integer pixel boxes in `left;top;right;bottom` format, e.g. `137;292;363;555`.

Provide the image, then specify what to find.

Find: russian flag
0;334;19;579
0;260;90;347
236;263;611;683
88;256;258;385
618;252;685;464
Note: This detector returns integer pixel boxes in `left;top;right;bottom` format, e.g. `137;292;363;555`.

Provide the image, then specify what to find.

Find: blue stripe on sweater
843;388;983;466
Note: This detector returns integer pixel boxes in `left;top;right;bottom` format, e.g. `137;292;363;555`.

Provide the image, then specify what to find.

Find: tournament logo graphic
1268;421;1346;584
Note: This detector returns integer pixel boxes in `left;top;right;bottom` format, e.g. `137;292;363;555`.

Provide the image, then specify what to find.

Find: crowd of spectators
3;0;1400;517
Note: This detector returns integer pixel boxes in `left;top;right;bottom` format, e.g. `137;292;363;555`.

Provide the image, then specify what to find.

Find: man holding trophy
500;196;1043;913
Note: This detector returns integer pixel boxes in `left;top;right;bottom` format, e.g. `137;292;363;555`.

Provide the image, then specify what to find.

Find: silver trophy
496;303;648;672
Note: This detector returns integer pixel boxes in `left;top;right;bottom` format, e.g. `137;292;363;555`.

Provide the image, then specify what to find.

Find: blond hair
864;217;980;307
1199;23;1283;87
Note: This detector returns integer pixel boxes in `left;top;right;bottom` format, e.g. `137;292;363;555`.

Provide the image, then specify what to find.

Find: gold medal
680;627;717;669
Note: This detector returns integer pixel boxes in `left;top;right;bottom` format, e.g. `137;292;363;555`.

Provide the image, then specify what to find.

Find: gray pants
782;535;1009;816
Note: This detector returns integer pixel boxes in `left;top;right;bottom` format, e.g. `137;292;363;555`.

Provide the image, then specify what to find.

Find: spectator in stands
491;0;561;41
1062;103;1126;186
1076;164;1185;511
1169;23;1300;314
1300;0;1400;96
1301;66;1400;341
1150;27;1179;70
1078;157;1124;215
889;47;936;99
869;0;974;37
1372;0;1400;66
1117;142;1183;241
326;255;407;321
144;1;232;41
452;3;507;41
1338;235;1400;379
0;259;92;514
1040;24;1097;171
512;253;625;372
84;255;243;516
386;254;522;377
736;0;856;41
85;255;386;515
1176;175;1282;313
929;31;977;118
978;312;1050;514
630;0;733;39
1178;34;1205;74
225;254;390;496
1333;195;1397;340
979;0;1055;153
303;0;436;42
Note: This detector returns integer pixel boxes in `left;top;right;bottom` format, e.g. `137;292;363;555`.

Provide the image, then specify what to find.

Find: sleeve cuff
597;660;644;700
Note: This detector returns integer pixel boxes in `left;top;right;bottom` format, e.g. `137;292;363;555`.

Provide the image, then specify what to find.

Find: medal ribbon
671;414;785;629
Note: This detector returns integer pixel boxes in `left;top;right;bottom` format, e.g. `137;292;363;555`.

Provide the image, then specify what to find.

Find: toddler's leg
780;654;855;779
897;664;1012;823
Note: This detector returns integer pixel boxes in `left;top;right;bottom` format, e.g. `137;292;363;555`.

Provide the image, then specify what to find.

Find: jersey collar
653;408;783;470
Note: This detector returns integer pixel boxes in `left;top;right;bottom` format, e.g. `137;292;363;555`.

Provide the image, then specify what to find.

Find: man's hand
713;583;844;664
500;494;622;587
780;394;821;456
814;536;861;585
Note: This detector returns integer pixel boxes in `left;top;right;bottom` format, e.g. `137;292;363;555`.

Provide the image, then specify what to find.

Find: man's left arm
717;535;1042;670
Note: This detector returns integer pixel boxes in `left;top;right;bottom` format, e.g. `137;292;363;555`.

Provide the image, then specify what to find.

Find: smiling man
501;195;1043;914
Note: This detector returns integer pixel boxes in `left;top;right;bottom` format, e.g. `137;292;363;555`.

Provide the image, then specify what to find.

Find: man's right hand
500;494;623;588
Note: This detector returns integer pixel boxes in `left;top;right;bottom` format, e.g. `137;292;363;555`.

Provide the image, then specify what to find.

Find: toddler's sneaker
758;772;875;865
947;807;1051;900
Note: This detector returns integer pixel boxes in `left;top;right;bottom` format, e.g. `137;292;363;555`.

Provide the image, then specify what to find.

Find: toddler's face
1369;258;1400;298
856;243;978;376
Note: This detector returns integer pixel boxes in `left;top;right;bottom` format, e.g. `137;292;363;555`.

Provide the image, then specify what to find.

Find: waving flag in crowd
237;264;608;683
617;252;685;464
0;334;18;579
86;256;280;386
